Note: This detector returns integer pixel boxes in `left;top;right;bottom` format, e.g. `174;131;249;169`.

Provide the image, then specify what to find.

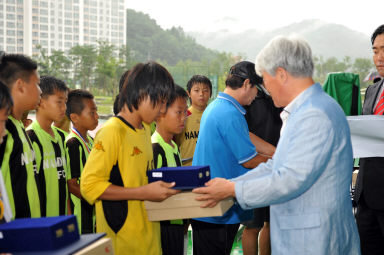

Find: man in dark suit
355;24;384;255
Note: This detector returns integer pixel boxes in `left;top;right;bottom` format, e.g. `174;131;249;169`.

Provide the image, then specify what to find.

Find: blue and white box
147;165;211;190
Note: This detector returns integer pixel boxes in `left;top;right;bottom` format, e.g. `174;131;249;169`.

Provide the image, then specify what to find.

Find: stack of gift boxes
145;165;234;221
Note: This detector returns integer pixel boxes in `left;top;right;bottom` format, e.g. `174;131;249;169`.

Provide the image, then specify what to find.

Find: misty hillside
126;9;219;65
188;20;372;60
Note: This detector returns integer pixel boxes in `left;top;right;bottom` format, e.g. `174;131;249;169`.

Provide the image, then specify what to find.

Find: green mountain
126;9;219;65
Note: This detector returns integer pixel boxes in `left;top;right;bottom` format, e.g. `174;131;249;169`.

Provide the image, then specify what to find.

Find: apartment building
0;0;126;55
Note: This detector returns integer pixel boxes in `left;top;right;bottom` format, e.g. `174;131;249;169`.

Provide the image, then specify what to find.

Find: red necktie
374;89;384;115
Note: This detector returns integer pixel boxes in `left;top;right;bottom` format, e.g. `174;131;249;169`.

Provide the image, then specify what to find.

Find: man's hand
249;132;275;156
143;181;181;202
192;178;235;208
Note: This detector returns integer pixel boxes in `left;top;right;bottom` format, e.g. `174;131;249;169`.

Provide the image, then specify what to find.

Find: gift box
145;191;234;221
147;165;210;190
0;215;79;252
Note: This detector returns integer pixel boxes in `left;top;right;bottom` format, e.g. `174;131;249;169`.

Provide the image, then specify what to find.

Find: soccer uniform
66;130;95;234
27;121;68;217
152;131;182;168
0;164;12;222
152;131;184;255
54;127;69;138
175;106;203;166
0;116;40;219
81;116;161;255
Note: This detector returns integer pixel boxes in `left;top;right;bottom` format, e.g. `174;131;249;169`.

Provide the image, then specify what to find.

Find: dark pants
356;196;384;255
161;222;185;255
191;219;239;255
242;206;270;228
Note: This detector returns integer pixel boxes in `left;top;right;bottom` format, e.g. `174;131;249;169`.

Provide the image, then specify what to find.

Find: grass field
94;96;114;117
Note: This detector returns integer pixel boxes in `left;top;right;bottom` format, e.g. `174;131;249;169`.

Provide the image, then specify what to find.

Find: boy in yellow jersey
81;62;180;255
27;76;69;217
0;53;42;219
175;75;212;166
152;85;189;255
66;89;99;234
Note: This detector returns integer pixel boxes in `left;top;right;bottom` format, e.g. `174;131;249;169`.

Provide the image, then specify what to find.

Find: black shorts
160;221;185;255
242;206;270;228
191;219;240;255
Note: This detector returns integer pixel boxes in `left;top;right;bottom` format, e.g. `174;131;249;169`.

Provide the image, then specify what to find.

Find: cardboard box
74;237;114;255
145;191;234;221
147;165;211;190
0;215;79;252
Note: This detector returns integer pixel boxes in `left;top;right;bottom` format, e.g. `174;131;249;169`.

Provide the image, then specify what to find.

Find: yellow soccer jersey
81;116;160;255
175;106;204;166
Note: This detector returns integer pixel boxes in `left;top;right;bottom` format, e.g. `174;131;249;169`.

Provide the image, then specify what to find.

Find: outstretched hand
144;181;181;202
192;178;235;208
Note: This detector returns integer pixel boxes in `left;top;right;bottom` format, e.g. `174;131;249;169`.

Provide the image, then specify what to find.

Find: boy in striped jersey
152;84;189;255
0;53;42;219
65;89;99;233
26;76;69;217
0;82;13;223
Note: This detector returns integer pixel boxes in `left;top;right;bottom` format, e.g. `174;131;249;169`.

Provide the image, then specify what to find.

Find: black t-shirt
244;90;283;146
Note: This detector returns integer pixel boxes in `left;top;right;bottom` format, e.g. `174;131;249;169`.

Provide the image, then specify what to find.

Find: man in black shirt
242;88;282;255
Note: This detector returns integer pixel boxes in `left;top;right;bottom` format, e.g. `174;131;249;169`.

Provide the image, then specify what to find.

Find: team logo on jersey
94;141;105;151
21;150;36;166
185;131;199;140
131;146;142;156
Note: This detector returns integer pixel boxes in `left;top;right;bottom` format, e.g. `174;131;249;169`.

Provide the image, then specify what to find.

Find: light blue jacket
233;83;360;254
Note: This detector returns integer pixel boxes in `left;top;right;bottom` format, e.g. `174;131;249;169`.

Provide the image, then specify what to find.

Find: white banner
347;115;384;158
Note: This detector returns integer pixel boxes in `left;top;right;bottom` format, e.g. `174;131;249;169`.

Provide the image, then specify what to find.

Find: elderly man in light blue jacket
193;36;361;254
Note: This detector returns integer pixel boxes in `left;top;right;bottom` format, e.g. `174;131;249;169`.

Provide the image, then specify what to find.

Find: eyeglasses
258;83;271;96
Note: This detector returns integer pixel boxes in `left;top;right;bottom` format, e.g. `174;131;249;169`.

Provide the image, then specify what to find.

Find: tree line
314;56;374;86
33;41;241;96
33;41;375;98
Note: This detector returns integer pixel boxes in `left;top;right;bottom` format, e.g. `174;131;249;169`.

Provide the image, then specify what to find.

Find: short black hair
113;69;131;115
226;61;262;90
119;70;130;92
372;25;384;45
118;61;174;112
39;76;68;98
66;89;94;120
225;75;247;89
167;84;188;109
0;52;38;89
186;75;212;96
0;81;13;114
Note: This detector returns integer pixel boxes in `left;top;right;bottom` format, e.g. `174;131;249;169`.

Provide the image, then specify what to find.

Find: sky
125;0;382;36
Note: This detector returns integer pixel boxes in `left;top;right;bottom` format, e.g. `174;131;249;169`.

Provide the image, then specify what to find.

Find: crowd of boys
0;52;217;254
3;25;382;255
0;51;269;255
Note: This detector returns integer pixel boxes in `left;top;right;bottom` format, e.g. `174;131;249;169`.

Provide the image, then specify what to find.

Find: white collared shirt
280;91;305;134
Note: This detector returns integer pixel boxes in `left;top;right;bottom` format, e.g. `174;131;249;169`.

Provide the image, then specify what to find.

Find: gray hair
255;36;314;78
